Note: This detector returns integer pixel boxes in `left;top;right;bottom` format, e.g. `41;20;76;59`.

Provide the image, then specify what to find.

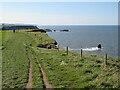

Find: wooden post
81;49;83;57
66;46;68;55
118;63;120;88
105;53;107;65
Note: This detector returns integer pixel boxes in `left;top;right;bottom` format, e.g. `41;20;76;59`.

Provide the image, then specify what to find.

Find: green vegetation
2;29;119;88
29;48;44;88
32;56;44;88
0;31;2;87
2;31;30;88
2;31;7;41
32;48;119;88
2;31;43;88
29;32;56;47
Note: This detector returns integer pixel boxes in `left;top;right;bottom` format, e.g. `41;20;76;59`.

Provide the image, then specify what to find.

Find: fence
57;45;109;65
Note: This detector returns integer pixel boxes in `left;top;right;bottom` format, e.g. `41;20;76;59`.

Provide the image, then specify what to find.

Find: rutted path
35;56;53;88
26;45;53;88
26;58;32;88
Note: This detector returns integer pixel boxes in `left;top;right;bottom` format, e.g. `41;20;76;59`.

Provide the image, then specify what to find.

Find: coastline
2;27;119;88
46;32;118;59
1;24;118;59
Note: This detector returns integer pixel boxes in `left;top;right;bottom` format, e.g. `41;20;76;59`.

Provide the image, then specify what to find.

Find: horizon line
37;24;118;26
0;23;118;26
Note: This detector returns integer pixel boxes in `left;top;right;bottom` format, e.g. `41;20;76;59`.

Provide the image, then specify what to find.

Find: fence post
81;49;83;57
105;53;107;66
66;46;68;55
118;62;120;88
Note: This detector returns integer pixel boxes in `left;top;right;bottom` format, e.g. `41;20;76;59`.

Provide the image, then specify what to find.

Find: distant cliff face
2;25;39;30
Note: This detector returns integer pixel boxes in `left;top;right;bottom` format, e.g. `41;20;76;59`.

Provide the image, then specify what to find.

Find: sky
0;0;119;2
1;2;118;25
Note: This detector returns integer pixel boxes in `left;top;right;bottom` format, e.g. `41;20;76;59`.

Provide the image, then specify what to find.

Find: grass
0;31;2;87
21;29;56;47
32;57;44;88
2;31;7;41
28;47;44;88
2;29;119;88
2;32;30;88
32;48;118;88
2;31;43;88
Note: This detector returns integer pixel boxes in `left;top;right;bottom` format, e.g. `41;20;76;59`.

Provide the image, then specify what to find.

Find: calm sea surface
38;25;118;58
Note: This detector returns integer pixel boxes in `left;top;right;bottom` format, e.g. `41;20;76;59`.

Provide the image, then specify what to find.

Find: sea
38;25;118;58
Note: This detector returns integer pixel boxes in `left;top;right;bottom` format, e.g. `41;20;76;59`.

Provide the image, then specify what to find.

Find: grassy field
2;31;30;88
32;48;119;88
2;30;119;88
2;31;43;88
0;31;2;88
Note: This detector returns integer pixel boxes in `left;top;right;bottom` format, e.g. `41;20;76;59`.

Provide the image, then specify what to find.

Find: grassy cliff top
1;29;119;88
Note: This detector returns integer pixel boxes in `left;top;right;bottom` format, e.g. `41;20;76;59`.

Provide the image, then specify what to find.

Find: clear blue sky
1;2;118;25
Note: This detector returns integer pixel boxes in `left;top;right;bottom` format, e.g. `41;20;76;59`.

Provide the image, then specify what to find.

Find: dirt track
26;58;32;88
